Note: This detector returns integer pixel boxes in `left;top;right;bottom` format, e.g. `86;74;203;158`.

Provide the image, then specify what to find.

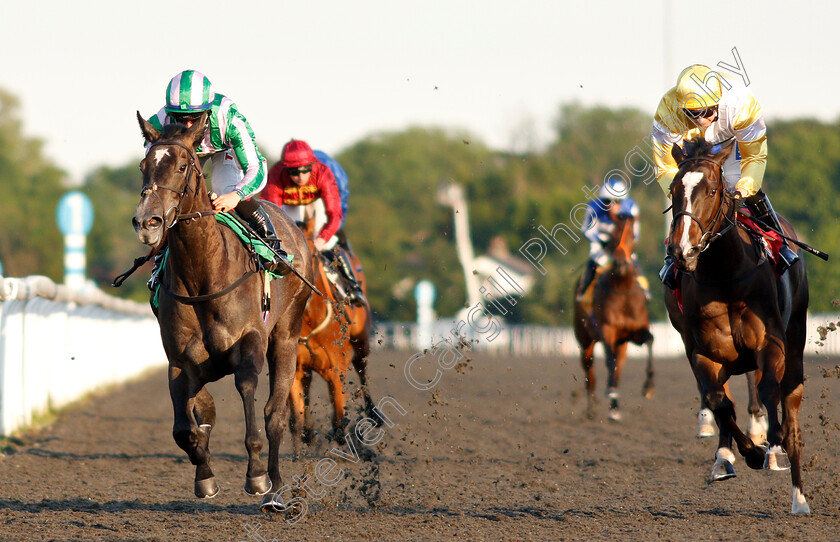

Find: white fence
375;313;840;359
0;276;164;436
3;273;838;436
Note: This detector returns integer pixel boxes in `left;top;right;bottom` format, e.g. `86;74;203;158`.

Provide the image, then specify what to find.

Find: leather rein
133;140;259;303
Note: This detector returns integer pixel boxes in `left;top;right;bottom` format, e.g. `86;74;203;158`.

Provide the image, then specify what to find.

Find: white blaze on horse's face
679;171;704;255
152;147;171;166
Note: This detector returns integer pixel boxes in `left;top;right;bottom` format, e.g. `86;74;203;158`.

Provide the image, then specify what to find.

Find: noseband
670;156;736;253
140;141;205;229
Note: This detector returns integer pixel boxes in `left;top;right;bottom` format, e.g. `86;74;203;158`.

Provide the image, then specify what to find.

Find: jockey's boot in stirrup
147;252;165;291
745;191;799;275
337;228;353;253
241;204;288;273
575;260;598;303
337;251;366;306
659;254;680;290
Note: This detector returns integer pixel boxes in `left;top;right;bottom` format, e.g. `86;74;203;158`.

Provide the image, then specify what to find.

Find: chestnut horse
573;213;654;421
133;113;313;510
664;137;810;514
289;216;377;455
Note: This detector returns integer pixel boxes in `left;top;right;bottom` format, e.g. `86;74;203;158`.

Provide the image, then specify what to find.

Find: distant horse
573;213;654;421
289;215;378;455
132;112;313;509
663;137;810;514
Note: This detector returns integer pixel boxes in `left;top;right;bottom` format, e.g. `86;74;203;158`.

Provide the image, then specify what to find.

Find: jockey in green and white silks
145;70;285;290
146;70;267;202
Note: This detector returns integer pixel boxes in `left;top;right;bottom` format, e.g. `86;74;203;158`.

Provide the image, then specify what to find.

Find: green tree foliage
2;85;837;319
84;163;151;301
0;90;66;279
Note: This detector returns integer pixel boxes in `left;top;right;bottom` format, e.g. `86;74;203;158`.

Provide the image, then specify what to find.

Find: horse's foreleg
236;333;271;496
605;341;627;422
782;313;810;514
169;367;218;498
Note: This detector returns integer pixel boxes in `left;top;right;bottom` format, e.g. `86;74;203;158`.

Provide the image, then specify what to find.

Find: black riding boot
659;254;680;290
337;251;367;306
337;229;352;253
575;259;599;301
745;191;799;275
236;200;288;272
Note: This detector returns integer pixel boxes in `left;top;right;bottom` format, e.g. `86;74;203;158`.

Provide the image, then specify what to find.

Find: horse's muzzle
668;244;699;272
133;212;164;246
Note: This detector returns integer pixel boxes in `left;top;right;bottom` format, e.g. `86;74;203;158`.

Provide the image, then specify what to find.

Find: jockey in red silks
262;139;366;306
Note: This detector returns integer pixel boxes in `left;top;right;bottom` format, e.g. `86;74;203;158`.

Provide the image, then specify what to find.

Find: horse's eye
709;189;717;196
179;164;187;173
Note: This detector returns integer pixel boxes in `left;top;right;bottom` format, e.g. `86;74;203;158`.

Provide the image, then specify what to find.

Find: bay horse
289;215;378;455
663;137;810;514
573;212;654;421
132;112;313;508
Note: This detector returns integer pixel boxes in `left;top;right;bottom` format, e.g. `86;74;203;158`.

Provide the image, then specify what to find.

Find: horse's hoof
710;458;736;482
608;408;622;422
606;388;619;400
747;414;768;445
244;473;272;496
195;477;220;499
261;490;289;514
764;445;791;471
642;385;655;399
792;487;810;514
696;409;716;438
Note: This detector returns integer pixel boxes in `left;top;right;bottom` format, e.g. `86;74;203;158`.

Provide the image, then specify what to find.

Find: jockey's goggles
682;106;718;119
287;166;313;176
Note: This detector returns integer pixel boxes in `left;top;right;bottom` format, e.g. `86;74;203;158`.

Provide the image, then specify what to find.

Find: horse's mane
681;137;715;160
160;122;191;139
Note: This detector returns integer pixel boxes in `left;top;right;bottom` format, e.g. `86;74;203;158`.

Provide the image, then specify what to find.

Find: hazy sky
1;0;836;182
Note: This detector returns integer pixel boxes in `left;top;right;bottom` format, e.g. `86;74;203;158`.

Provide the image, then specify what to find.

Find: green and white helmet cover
164;70;215;113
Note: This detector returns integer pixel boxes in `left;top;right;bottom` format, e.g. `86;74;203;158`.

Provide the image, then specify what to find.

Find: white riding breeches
281;199;338;250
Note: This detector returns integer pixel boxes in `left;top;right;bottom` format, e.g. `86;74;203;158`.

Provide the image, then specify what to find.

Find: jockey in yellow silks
650;64;799;289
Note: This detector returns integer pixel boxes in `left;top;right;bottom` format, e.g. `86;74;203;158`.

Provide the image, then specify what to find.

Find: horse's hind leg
350;332;379;425
745;371;768;445
288;365;307;459
319;365;349;443
641;334;655;399
262;332;298;511
236;332;272;496
169;368;218;498
579;340;597;419
301;369;316;443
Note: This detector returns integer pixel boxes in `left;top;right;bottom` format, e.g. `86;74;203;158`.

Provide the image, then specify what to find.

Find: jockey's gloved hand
313;238;328;252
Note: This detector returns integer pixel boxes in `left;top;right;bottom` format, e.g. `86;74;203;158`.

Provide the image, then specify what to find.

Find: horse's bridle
140;140;207;229
670;156;737;254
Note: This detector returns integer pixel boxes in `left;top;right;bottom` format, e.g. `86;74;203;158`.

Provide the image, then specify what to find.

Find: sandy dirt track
0;346;839;541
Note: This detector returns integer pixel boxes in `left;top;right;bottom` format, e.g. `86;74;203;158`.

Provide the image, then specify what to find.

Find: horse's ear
137;111;160;143
185;111;209;148
671;143;685;164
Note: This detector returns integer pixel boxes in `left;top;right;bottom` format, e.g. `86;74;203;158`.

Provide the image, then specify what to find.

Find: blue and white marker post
414;280;437;349
56;191;94;290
